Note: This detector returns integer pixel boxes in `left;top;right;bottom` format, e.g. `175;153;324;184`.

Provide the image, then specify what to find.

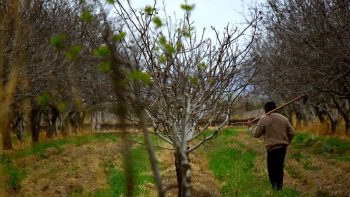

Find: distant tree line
251;0;350;135
0;0;118;149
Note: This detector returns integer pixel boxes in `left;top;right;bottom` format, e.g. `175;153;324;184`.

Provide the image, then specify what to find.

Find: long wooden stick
232;94;306;125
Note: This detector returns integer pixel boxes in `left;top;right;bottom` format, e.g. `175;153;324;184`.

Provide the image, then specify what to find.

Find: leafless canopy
104;1;260;195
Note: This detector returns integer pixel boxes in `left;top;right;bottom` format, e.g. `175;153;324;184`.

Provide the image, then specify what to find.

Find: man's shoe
272;183;279;191
278;183;283;190
272;183;282;191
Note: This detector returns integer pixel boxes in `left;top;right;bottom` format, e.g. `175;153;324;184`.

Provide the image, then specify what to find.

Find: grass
95;162;126;197
0;154;26;191
289;152;320;170
96;145;154;197
0;132;119;194
206;128;299;197
292;132;350;161
5;127;349;196
16;133;119;158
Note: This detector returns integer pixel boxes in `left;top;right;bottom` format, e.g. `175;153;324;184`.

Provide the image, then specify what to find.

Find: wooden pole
232;94;306;125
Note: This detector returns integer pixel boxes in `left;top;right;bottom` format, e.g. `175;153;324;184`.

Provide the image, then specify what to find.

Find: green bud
106;0;115;4
144;6;155;16
176;41;183;51
159;36;167;46
159;55;167;64
164;43;175;55
65;45;82;61
190;76;199;85
198;62;207;70
94;45;110;57
56;102;67;112
129;70;152;86
36;93;50;107
81;10;93;23
99;61;112;73
152;16;163;28
180;4;195;12
50;35;65;49
112;32;126;43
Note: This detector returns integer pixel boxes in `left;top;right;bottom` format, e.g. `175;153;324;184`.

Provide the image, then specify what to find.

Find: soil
14;141;122;197
2;134;220;197
158;149;221;197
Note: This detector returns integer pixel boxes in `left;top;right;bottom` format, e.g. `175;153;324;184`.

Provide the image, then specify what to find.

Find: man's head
264;101;276;113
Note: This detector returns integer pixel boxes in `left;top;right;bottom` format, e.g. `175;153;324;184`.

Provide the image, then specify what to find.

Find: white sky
129;0;264;38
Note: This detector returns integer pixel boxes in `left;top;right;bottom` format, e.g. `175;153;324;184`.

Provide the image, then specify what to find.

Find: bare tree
0;0;29;149
251;0;350;135
104;1;260;195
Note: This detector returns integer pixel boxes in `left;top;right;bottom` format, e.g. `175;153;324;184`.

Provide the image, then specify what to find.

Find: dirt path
158;148;221;197
234;128;350;197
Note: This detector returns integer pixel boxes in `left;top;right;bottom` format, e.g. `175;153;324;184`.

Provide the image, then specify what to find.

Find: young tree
0;0;29;149
106;1;259;195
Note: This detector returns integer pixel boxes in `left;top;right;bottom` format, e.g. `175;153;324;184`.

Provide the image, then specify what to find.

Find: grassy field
203;127;350;196
1;128;350;196
204;128;299;197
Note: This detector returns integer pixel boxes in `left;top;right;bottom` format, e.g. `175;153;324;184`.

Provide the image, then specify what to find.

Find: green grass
207;128;299;197
96;146;154;197
292;132;350;161
289;152;320;170
16;133;119;158
95;162;126;197
0;154;26;191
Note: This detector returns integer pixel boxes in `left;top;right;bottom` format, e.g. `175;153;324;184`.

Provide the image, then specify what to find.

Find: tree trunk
1;114;13;150
330;118;339;134
69;112;79;135
30;108;40;144
13;115;24;143
174;150;182;195
332;97;350;136
326;110;339;134
345;118;350;136
314;106;326;123
47;122;54;138
48;106;59;138
174;149;191;197
293;106;304;128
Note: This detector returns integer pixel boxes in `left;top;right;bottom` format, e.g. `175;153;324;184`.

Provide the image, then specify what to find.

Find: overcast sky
128;0;264;37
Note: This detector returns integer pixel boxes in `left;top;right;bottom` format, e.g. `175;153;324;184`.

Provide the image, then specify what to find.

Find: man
247;101;294;191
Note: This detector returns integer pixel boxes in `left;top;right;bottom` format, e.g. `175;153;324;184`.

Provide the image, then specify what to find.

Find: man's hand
246;121;254;136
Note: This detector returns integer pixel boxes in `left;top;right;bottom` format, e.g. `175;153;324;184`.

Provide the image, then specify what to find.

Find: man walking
248;101;294;190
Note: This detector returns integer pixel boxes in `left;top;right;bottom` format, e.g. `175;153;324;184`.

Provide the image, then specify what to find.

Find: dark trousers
267;146;286;190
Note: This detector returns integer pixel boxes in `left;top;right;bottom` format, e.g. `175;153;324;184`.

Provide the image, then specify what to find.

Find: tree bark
332;97;350;136
47;106;59;138
30;108;40;144
326;109;339;134
174;150;183;195
314;106;326;123
345;118;350;136
13;115;24;143
174;149;191;197
1;114;13;150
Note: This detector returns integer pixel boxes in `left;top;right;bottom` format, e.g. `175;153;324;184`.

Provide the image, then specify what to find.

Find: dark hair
264;101;276;113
